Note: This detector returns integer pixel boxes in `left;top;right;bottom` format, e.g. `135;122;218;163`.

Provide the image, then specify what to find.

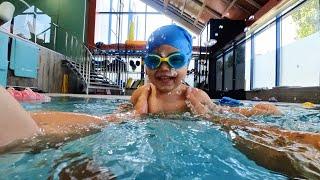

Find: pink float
7;87;51;102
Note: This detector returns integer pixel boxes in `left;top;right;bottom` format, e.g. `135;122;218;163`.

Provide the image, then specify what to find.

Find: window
216;56;223;91
146;5;157;12
13;8;35;40
131;0;146;11
224;50;233;91
121;14;129;42
200;25;208;47
245;39;251;90
35;13;51;43
95;14;109;43
13;6;51;43
235;42;245;90
134;14;146;40
253;22;276;89
96;0;110;12
110;14;119;43
95;0;193;44
145;14;173;39
280;0;320;86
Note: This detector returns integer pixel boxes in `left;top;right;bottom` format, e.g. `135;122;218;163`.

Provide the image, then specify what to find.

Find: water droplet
183;112;191;116
229;131;236;139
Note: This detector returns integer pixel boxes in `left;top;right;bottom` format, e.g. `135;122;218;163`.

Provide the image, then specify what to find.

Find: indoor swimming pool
0;97;319;179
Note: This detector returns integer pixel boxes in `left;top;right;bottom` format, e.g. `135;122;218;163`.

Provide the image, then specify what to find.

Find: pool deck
46;93;131;100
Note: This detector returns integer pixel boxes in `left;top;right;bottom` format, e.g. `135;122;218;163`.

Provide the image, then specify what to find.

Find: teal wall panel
0;0;87;56
0;31;9;87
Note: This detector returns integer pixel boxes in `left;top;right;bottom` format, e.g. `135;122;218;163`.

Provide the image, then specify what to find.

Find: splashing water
170;69;177;76
3;97;319;179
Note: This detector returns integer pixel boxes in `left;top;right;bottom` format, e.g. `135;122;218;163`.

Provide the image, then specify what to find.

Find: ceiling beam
221;0;251;15
192;0;221;19
141;0;202;34
163;0;170;9
180;0;188;15
245;0;261;9
168;3;204;28
194;0;207;25
222;0;238;17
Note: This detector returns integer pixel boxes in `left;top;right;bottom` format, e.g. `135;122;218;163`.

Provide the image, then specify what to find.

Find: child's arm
228;103;282;116
185;87;281;117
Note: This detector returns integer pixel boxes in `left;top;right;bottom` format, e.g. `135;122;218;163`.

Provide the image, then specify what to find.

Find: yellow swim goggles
144;52;188;70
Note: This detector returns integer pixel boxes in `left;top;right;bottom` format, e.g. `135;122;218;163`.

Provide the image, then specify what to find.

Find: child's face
146;45;188;93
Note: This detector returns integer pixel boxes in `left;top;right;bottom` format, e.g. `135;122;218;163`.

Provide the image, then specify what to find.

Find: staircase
63;59;124;94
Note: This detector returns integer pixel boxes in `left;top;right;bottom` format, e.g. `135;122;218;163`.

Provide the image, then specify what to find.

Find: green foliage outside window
291;0;320;38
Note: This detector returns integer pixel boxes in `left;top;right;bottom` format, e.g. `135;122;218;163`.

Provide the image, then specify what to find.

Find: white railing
36;23;93;94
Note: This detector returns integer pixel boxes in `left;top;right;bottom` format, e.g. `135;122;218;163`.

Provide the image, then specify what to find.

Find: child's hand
131;84;151;115
185;87;218;117
147;83;161;113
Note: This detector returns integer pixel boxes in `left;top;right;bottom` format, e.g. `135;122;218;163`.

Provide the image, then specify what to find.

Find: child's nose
158;62;171;70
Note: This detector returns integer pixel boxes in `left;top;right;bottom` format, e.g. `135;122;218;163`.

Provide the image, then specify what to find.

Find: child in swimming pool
0;25;319;178
131;24;280;117
0;25;279;148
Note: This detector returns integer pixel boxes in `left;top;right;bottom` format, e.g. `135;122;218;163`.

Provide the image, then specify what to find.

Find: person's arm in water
185;86;320;178
0;86;106;149
185;87;281;117
0;86;40;147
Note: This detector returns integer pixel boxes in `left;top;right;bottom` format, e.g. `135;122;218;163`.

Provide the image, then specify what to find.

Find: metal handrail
1;21;93;94
42;23;93;94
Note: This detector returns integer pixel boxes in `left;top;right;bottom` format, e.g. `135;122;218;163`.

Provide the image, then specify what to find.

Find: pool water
0;97;319;179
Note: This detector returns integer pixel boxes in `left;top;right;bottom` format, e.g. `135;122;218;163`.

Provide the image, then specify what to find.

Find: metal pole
65;32;68;55
53;25;57;50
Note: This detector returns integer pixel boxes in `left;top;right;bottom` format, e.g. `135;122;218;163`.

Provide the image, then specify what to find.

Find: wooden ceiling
140;0;269;34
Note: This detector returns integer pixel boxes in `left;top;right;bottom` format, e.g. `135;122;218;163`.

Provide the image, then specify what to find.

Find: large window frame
212;0;319;91
95;0;163;44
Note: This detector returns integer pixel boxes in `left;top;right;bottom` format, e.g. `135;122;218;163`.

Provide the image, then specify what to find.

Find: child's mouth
156;76;175;83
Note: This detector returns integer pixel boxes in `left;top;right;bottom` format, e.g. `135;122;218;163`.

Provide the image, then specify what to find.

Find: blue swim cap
146;24;193;61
